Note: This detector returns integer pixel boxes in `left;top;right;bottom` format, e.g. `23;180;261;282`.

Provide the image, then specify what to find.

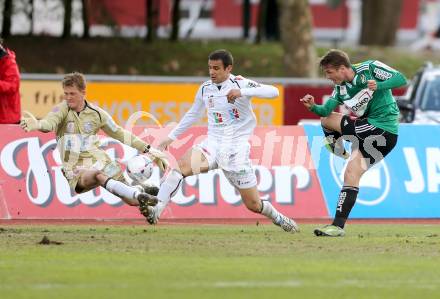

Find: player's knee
320;116;331;127
177;160;191;177
93;170;105;179
93;170;108;185
243;199;261;213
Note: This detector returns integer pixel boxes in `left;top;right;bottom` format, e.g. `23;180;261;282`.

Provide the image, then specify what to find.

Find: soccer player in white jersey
143;49;299;233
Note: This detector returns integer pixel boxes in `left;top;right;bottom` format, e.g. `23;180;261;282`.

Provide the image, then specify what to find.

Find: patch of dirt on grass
38;236;63;245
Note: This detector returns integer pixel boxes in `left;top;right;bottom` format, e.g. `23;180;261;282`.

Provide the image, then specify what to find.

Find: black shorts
340;115;398;166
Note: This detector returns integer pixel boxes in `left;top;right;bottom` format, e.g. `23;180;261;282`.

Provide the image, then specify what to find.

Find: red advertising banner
284;85;407;125
0;125;328;219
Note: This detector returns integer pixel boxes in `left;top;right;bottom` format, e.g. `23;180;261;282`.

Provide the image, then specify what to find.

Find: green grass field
1;223;439;299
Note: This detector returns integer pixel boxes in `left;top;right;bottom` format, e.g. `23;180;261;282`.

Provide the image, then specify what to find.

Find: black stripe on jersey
201;82;211;97
85;101;102;122
230;78;240;88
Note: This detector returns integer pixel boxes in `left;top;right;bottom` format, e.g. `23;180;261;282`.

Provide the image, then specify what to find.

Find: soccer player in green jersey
20;72;168;217
301;49;407;237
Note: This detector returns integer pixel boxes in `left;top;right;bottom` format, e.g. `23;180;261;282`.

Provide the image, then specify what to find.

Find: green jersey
311;60;407;134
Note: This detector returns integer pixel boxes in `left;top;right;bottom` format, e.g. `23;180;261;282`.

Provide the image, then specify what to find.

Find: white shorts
193;138;257;189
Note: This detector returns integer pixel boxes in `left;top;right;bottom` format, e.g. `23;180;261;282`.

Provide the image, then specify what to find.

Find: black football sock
332;186;359;228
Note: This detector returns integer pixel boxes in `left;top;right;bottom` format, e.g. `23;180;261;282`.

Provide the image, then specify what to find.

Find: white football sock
156;170;183;216
260;200;281;222
104;179;140;200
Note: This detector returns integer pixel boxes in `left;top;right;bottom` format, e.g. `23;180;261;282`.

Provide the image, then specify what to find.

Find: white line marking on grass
175;280;302;288
0;283;131;290
172;279;439;290
1;279;437;291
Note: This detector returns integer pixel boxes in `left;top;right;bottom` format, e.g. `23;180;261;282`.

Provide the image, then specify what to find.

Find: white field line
171;279;439;290
0;279;438;290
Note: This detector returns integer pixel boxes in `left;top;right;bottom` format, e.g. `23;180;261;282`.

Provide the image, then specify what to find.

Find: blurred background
0;0;439;77
2;0;439;125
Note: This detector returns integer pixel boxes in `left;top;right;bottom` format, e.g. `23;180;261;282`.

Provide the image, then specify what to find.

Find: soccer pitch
0;223;439;299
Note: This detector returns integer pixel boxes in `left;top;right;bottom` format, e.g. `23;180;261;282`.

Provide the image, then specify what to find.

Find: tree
2;0;13;38
242;0;251;39
278;0;317;77
360;0;403;46
28;0;34;35
62;0;72;38
255;0;279;43
255;0;268;44
265;0;280;41
81;0;90;38
169;0;181;41
145;0;159;42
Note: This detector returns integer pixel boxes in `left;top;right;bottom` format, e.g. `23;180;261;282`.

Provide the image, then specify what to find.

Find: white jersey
168;74;279;145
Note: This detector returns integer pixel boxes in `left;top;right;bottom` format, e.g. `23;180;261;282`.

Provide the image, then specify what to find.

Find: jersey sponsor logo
83;122;93;133
360;74;367;84
339;86;347;95
236;179;253;186
373;60;397;72
61;134;98;153
352;96;370;111
344;119;349;126
213;112;223;123
373;68;393;80
208;96;214;108
247;81;260;88
66;121;75;133
330;154;390;206
343;89;374;117
229;108;240;119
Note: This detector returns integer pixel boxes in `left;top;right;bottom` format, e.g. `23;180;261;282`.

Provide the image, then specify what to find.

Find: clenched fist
300;94;316;110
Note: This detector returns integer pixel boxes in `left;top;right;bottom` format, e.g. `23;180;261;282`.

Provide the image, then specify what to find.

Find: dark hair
319;49;351;69
62;72;86;91
208;49;233;68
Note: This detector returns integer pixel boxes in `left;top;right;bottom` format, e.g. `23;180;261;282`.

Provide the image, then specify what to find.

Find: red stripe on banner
0;125;328;219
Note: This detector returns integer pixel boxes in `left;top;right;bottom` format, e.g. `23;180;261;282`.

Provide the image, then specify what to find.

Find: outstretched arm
227;77;279;103
240;83;279;98
20;103;69;133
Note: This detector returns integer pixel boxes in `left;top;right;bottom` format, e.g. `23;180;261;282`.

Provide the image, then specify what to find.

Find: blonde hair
62;72;86;91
